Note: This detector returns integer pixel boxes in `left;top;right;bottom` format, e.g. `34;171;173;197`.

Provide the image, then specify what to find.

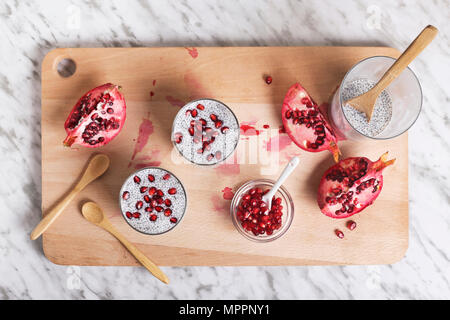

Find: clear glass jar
329;56;422;140
230;179;294;242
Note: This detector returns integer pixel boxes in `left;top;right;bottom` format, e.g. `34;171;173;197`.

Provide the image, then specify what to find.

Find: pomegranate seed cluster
284;97;328;150
172;99;239;165
236;187;284;237
120;168;186;235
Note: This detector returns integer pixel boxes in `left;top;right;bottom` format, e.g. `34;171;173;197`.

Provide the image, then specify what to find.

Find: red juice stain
153;79;157;86
266;135;292;152
211;194;228;213
135;161;161;169
265;75;272;84
166;96;185;107
131;117;154;160
263;124;270;129
240;121;260;136
150;91;154;99
221;187;234;200
214;153;240;176
185;47;198;59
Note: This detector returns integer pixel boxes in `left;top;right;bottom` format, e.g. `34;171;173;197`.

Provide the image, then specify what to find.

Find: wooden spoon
345;25;438;121
81;202;169;284
30;154;110;240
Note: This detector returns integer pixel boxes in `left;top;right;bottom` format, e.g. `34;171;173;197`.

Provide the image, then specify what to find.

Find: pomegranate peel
281;83;340;162
63;83;126;148
317;152;395;219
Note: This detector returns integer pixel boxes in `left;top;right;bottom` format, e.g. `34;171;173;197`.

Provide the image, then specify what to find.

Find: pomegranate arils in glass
236;187;283;237
140;186;148;193
150;214;157;222
126;211;132;219
168;188;177;195
197;104;205;110
347;220;357;230
136;201;143;210
148;186;156;195
174;132;183;144
164;208;172;217
214;120;223;129
143;195;151;203
163;173;170;180
335;229;344;239
148;174;155;182
145;206;153;213
155;206;163;212
170;217;178;223
221;126;229;134
191;109;198;117
133;176;141;184
165;199;172;207
210;114;218;121
132;212;141;218
122;191;130;200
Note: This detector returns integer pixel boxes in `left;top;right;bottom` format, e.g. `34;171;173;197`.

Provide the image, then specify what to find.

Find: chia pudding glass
171;99;240;165
329;56;423;140
119;167;187;235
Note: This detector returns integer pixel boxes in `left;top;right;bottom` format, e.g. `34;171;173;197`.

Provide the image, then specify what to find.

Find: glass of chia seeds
329;56;422;140
119;167;187;235
171;99;240;165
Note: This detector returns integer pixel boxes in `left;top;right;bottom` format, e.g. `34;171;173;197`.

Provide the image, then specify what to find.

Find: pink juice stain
211;195;229;213
240;120;260;136
214;153;240;176
185;47;198;59
135;161;161;169
184;73;212;100
222;187;234;200
166;96;185;107
265;134;292;152
131;118;154;160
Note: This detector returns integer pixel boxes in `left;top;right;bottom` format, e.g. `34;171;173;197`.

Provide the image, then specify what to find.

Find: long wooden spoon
30;154;110;240
81;202;169;284
345;25;438;121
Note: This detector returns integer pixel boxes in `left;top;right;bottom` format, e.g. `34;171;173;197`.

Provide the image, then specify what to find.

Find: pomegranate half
63;83;126;148
281;83;340;162
317;152;395;219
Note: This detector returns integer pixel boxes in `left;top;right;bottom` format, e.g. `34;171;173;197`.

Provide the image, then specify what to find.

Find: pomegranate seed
136;201;143;210
157;189;164;197
165;199;172;207
150;214;157;221
133;176;141;184
191;109;198;117
265;75;272;84
221;126;229;134
122;191;130;200
148;187;156;195
156;197;164;204
164;208;172;216
148;174;155;182
155;206;163;212
347;220;357;230
185;109;192;116
214;120;223;128
335;229;344;239
107;108;114;114
151;199;158;207
145;206;153;213
132;212;141;218
168;188;177;195
197;104;205;110
188;127;195;136
170;217;178;223
144;195;151;203
199;118;207;126
215;151;222;160
125;211;132;219
210;114;217;121
163;173;170;180
206;154;214;161
174;132;183;144
140;186;148;193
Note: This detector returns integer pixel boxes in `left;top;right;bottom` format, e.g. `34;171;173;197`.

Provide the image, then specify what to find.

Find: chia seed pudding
119;167;187;235
172;99;239;165
342;79;393;137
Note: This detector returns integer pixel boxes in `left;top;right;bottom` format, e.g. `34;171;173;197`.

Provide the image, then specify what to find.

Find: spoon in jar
262;156;300;209
81;201;169;284
345;25;438;121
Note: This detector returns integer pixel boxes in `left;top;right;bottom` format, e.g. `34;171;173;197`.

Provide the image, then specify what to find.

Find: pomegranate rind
63;83;126;148
317;152;395;219
281;83;340;162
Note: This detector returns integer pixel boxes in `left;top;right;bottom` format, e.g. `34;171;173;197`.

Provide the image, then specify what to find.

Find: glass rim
171;98;240;166
230;179;294;243
338;55;423;140
118;166;188;236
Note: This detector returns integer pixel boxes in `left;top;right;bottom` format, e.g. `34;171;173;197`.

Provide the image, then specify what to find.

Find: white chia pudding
172;99;239;165
342;79;393;137
119;167;187;235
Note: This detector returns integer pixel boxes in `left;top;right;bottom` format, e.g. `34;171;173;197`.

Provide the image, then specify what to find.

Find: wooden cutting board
41;47;408;266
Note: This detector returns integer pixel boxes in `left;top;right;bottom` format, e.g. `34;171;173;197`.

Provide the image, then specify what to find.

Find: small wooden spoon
81;202;169;284
30;154;110;240
345;25;438;121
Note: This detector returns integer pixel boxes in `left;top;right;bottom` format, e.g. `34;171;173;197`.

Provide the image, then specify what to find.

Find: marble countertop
1;0;449;299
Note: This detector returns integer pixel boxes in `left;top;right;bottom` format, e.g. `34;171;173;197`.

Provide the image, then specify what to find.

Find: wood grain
41;47;408;266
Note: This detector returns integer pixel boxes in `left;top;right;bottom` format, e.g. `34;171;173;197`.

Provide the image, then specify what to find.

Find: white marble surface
0;0;449;299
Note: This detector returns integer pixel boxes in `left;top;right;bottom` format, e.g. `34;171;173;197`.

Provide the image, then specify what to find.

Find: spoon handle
30;187;80;240
102;221;169;284
373;25;438;93
266;157;300;201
